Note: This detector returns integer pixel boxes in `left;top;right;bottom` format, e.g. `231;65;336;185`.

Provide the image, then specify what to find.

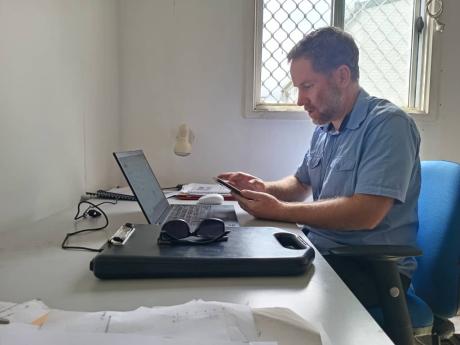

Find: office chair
329;160;460;345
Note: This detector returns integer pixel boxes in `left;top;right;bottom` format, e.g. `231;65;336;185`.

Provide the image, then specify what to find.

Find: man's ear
334;65;352;87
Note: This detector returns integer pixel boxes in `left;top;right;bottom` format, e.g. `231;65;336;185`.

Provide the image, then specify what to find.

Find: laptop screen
113;150;169;224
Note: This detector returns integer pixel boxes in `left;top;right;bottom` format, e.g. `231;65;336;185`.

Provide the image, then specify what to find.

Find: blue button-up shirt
295;89;421;277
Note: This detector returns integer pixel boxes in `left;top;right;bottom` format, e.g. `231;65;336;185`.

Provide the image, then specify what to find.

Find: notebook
113;150;239;229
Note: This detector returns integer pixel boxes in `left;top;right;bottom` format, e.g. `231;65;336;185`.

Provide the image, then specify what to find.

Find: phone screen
215;178;242;195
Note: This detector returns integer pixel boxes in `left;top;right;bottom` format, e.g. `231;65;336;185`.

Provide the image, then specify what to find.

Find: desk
0;200;392;344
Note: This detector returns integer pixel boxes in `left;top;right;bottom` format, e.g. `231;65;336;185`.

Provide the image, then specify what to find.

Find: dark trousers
324;255;411;308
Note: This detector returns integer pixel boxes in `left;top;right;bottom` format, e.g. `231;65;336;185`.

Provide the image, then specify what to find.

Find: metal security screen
259;0;331;105
257;0;420;109
344;0;414;107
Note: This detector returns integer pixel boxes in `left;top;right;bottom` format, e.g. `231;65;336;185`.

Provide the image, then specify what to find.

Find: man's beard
311;84;343;126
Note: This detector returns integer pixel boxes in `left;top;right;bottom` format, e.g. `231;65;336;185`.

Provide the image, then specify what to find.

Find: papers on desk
181;183;231;195
0;324;277;345
0;299;49;325
107;184;232;200
177;183;236;200
41;300;258;340
0;300;323;345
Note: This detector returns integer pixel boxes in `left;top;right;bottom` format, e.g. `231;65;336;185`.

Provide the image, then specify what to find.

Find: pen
0;317;10;324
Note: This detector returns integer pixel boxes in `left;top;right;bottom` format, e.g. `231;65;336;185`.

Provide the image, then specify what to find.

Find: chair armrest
327;245;422;344
327;245;422;261
325;245;423;344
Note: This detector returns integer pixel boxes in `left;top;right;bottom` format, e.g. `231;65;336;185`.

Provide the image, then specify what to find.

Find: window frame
244;0;441;120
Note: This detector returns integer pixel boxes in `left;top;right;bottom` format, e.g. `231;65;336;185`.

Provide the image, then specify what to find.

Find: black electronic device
112;150;239;229
86;190;137;201
214;177;242;195
87;209;102;218
90;224;315;279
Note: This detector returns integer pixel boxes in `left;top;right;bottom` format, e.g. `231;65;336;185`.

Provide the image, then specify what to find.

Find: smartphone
214;177;242;195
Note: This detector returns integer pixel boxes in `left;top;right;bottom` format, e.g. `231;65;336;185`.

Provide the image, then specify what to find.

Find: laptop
113;150;239;229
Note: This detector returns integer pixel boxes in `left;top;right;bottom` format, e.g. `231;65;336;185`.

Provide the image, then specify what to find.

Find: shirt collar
345;88;369;130
319;88;369;133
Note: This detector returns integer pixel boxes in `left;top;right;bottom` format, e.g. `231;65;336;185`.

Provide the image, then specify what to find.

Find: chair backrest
412;160;460;318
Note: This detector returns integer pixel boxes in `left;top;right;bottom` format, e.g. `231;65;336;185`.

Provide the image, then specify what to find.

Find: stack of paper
176;183;235;200
0;300;324;345
181;183;231;195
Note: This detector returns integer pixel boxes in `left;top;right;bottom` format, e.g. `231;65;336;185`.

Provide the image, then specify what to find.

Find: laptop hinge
157;205;173;225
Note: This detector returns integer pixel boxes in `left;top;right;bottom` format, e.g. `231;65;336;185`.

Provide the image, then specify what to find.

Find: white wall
0;0;120;231
119;0;460;190
119;0;314;188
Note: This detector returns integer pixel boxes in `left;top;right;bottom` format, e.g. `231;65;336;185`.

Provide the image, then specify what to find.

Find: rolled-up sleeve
295;151;311;186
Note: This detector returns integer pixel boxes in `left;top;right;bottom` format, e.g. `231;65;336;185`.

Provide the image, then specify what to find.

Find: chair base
443;334;460;345
412;318;457;345
434;317;456;340
413;332;460;345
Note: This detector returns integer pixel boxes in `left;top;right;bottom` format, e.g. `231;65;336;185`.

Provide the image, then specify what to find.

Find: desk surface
0;200;392;344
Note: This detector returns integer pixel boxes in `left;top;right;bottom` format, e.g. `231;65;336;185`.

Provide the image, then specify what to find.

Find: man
219;27;421;308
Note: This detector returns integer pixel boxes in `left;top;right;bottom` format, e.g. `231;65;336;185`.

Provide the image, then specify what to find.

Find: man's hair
287;26;360;81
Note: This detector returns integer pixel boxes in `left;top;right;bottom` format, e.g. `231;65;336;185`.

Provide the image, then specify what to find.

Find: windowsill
244;107;436;120
244;108;307;120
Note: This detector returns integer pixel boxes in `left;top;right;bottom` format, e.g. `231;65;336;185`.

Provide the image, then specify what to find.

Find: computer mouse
197;194;224;205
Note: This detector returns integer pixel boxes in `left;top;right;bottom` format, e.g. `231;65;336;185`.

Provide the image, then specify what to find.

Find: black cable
74;200;117;221
61;200;114;252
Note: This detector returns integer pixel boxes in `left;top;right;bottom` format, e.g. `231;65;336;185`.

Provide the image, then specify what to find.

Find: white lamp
174;123;193;156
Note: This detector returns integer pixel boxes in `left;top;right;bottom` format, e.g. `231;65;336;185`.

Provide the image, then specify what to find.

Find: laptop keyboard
168;205;211;223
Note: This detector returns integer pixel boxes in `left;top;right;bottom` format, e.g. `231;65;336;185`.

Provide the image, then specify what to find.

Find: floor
445;317;460;345
452;316;460;332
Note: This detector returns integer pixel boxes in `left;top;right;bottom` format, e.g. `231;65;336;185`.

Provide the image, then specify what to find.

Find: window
249;0;438;117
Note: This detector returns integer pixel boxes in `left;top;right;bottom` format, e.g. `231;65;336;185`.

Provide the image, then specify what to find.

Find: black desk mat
90;224;315;279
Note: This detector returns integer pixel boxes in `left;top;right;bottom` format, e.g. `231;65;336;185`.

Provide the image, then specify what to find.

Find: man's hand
233;189;286;221
217;172;266;192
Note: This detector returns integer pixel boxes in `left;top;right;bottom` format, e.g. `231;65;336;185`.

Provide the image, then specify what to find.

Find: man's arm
217;172;310;202
265;175;311;202
236;190;394;230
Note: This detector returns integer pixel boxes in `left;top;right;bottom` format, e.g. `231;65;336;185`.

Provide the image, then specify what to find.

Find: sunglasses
158;218;229;245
